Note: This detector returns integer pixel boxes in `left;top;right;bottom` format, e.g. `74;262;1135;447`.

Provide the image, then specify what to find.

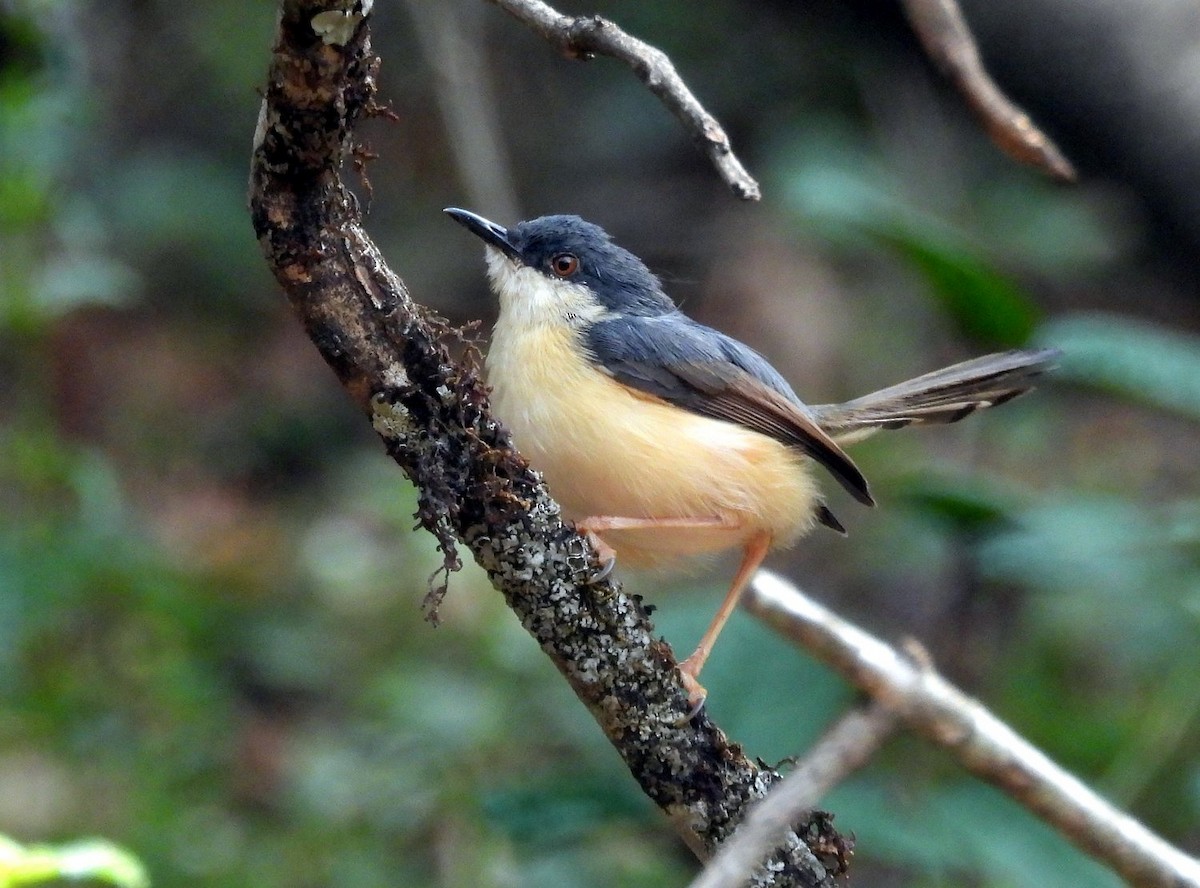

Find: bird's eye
550;253;579;277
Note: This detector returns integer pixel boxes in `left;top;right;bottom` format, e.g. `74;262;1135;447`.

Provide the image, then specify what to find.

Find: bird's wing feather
810;349;1060;437
585;316;874;506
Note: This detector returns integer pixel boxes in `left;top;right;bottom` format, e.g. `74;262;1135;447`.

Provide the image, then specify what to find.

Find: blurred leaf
0;43;81;222
829;777;1122;888
1038;313;1200;420
0;174;49;231
33;253;136;315
775;122;1126;272
994;641;1130;777
0;13;45;82
977;495;1200;672
0;835;149;888
779;128;1041;347
972;181;1128;272
1098;650;1200;811
483;773;650;847
108;154;246;251
179;3;280;98
1;19;125;331
515;833;683;888
779;128;899;245
980;496;1178;597
284;729;442;835
28;199;139;317
892;472;1020;535
879;230;1039;347
364;666;508;757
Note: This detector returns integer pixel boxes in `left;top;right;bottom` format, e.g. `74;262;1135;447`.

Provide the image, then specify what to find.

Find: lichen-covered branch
248;1;842;884
484;0;761;200
745;571;1200;888
901;0;1076;182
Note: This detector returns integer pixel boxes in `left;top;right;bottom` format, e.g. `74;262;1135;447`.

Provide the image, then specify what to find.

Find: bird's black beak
443;208;521;262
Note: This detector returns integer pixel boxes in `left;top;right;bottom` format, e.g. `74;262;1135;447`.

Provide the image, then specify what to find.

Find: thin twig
249;2;841;884
404;0;522;221
744;570;1200;888
690;703;898;888
902;0;1076;182
483;0;761;200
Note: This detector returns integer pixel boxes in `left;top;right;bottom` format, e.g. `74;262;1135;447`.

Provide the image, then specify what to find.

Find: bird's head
444;208;675;327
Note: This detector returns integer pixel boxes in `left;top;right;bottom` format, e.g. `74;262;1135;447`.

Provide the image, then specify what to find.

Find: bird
445;207;1058;707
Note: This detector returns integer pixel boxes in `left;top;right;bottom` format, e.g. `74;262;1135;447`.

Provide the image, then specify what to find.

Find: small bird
445;208;1057;706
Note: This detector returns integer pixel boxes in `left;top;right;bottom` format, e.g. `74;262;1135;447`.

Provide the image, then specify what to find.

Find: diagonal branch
483;0;761;200
744;571;1200;888
902;0;1076;182
249;2;841;884
690;703;898;888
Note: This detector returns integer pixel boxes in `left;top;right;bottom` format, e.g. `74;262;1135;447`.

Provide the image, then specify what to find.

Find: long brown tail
810;348;1060;439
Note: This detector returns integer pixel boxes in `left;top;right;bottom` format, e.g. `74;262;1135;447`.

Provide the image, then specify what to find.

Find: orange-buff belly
487;322;821;568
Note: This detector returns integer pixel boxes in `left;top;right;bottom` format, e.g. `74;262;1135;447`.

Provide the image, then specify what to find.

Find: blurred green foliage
0;835;147;888
1;0;1199;887
1043;313;1200;419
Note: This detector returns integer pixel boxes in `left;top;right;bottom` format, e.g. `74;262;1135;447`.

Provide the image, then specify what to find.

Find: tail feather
810;348;1060;438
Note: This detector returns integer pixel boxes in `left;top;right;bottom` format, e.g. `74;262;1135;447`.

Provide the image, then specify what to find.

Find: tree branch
483;0;1073;197
248;2;842;884
690;703;898;888
744;571;1200;888
483;0;761;201
901;0;1077;182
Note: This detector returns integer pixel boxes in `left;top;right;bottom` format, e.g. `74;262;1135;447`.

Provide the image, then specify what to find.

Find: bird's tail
810;348;1060;442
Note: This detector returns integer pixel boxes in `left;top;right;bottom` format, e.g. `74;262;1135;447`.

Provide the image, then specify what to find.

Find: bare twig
404;0;521;221
249;2;842;884
902;0;1076;182
745;571;1200;888
483;0;761;200
690;703;898;888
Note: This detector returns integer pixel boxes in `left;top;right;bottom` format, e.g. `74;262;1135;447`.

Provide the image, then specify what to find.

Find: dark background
2;1;1199;885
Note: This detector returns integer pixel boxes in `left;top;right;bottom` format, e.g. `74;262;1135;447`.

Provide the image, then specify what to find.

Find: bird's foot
677;654;708;721
577;526;617;583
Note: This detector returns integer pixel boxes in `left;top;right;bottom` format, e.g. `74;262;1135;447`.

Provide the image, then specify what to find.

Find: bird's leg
574;514;738;580
678;531;772;711
575;515;738;533
576;525;618;579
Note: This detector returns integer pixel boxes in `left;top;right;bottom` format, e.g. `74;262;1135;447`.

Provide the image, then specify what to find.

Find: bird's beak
443;208;521;262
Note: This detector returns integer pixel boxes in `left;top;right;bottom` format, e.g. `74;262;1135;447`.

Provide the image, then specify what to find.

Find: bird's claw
589;552;616;584
579;527;617;584
677;656;708;723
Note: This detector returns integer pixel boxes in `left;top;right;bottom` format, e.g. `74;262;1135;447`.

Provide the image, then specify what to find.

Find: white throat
485;247;610;331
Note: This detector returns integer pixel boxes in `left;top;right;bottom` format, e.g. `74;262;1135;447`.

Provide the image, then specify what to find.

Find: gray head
445;208;675;317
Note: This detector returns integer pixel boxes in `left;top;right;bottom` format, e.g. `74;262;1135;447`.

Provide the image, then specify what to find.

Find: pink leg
575;514;739;577
678;531;772;709
576;515;738;534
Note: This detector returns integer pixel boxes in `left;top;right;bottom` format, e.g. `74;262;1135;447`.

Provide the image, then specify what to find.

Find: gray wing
810;349;1060;436
585;315;873;506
